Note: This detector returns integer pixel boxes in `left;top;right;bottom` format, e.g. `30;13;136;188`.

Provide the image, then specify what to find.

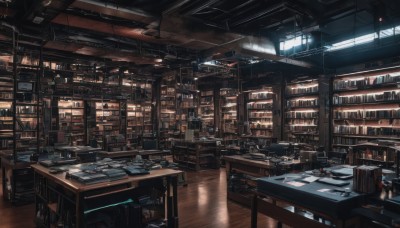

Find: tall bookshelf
123;77;153;145
14;63;42;156
160;74;176;148
94;101;121;149
199;90;214;132
220;88;238;145
285;79;319;146
176;75;196;134
57;99;85;145
0;70;14;154
246;88;274;139
332;66;400;153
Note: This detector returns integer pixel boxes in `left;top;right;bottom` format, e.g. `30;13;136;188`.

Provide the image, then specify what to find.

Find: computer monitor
143;140;157;150
268;143;287;157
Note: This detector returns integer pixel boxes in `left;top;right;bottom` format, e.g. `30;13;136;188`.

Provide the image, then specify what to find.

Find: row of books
334;125;400;136
333;136;362;145
333;109;400;119
249;130;273;137
16;106;36;114
285;112;318;118
288;125;318;132
334;72;400;90
333;91;400;104
249;112;272;118
201;90;213;96
247;103;272;109
0;108;12;117
286;85;318;95
248;92;273;100
286;119;318;125
286;99;318;107
250;122;272;129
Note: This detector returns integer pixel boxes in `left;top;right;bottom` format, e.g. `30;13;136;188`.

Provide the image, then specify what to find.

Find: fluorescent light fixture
280;34;312;51
327;24;400;52
202;60;218;66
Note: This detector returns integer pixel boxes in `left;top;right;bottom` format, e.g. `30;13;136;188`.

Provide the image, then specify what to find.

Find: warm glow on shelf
247;101;273;104
250;111;273;113
250;91;273;94
288;109;318;113
336;107;400;112
290;97;318;101
290;124;317;126
0;102;11;108
289;83;318;89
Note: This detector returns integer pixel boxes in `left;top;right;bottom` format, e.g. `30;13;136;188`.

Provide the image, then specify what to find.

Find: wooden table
251;173;362;228
97;149;171;159
223;155;304;207
32;164;183;228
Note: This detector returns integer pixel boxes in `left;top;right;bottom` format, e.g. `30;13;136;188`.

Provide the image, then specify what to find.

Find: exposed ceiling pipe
183;0;220;16
162;0;191;16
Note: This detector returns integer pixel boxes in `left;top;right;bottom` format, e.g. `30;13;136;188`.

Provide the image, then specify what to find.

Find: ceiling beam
163;0;191;16
183;0;221;16
72;0;157;25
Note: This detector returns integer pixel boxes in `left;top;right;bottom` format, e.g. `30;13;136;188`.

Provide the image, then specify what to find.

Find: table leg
251;194;258;228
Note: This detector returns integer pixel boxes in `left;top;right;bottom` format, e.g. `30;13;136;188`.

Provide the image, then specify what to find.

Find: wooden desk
223;155;304;207
251;174;362;228
97;149;171;159
32;164;183;228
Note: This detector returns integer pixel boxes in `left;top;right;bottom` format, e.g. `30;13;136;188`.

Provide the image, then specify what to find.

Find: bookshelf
199;90;214;132
246;88;274;139
0;71;14;154
57;99;85;146
176;76;197;134
220;88;238;145
285;79;319;145
95;101;121;149
14;63;42;155
123;77;154;146
350;141;398;169
332;66;400;152
160;74;176;148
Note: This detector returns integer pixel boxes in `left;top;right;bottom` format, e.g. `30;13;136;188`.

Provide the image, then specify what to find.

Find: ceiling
0;0;399;76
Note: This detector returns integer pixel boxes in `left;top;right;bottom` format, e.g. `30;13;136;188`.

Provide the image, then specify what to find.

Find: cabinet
246;88;274;138
172;140;219;171
285;79;319;145
57;99;85;145
199;90;214;132
332;67;400;152
220;88;238;145
350;141;398;169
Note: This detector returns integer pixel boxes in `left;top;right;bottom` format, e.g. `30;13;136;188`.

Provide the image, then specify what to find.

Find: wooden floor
0;168;283;228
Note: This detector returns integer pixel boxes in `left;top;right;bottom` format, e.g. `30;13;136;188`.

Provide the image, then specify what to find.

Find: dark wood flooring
0;168;282;228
